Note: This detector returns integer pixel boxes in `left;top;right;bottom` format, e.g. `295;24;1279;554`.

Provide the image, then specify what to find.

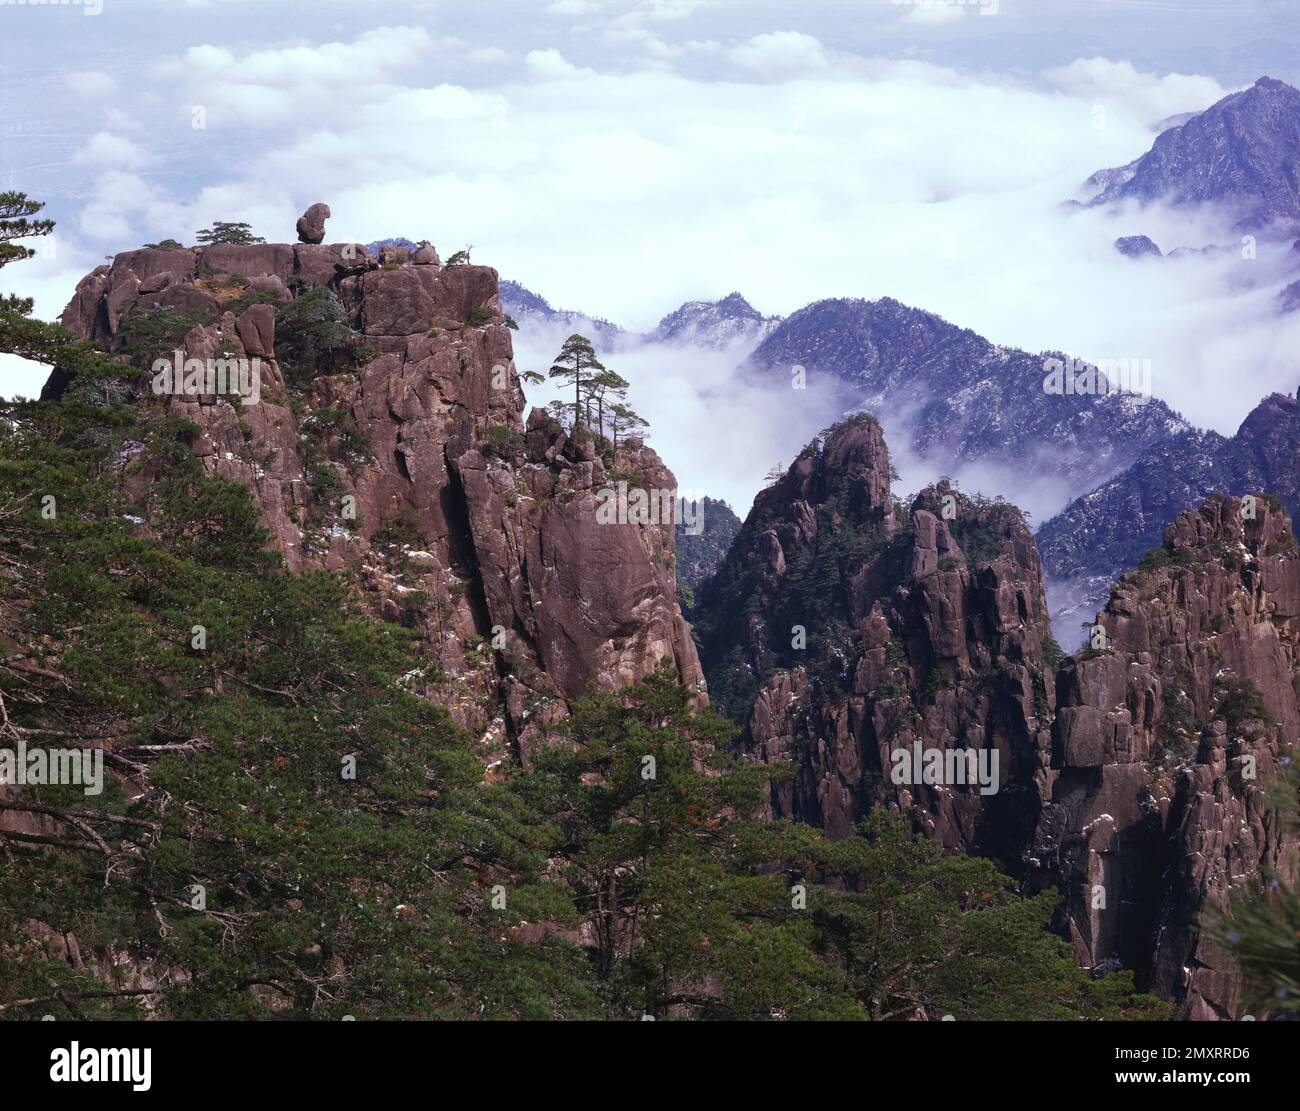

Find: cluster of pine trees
0;387;1168;1017
544;333;647;452
0;192;1287;1020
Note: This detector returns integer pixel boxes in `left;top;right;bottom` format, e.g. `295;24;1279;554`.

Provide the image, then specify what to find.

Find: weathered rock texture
1032;495;1299;1019
695;416;1057;859
694;417;1297;1016
1040;390;1300;640
296;203;330;244
55;241;703;760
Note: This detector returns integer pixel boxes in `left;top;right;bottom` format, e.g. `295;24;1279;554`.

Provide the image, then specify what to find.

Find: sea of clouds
4;7;1300;518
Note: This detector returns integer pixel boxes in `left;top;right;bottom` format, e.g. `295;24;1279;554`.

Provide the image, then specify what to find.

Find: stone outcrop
694;417;1297;1016
1031;495;1299;1018
295;202;330;244
1040;390;1300;643
1115;235;1163;259
55;239;702;760
695;416;1056;859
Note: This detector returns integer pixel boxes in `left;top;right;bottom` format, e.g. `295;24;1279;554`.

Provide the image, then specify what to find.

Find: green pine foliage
273;285;368;386
1210;761;1300;1016
806;813;1166;1020
115;306;217;367
0;192;1172;1022
0;191;55;273
506;664;1167;1020
0;404;585;1018
194;221;265;246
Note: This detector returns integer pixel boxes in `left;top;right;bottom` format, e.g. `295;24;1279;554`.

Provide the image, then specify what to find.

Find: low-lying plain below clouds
5;26;1300;521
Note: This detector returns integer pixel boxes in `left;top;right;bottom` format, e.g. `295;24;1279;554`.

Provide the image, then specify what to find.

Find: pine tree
274;285;368;384
194;221;265;246
513;663;860;1019
511;664;1168;1021
543;399;571;431
589;367;629;443
0;191;132;399
548;334;604;428
0;191;55;277
0;409;590;1019
608;401;648;452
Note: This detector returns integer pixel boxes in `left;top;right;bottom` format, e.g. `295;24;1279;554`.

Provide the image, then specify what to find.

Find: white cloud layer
729;31;829;77
4;22;1295;520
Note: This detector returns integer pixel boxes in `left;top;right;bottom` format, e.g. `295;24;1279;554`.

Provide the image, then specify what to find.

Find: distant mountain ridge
1085;76;1300;230
1038;390;1300;632
501;281;781;350
746;296;1189;496
499;279;624;346
649;292;779;349
502;282;1216;645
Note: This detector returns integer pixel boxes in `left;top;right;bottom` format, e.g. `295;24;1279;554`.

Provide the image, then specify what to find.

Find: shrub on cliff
483;424;524;460
274;286;367;385
115;305;216;368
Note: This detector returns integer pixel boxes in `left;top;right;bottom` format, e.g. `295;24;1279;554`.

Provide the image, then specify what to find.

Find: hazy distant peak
1085;75;1300;229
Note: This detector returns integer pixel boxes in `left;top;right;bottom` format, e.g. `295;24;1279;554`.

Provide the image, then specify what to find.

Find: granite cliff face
1033;495;1299;1018
693;417;1297;1015
55;237;703;760
695;416;1057;861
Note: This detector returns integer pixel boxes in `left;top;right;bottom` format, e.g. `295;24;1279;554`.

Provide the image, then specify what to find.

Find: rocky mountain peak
770;412;895;518
1086;75;1300;229
716;291;759;315
693;415;1054;854
649;290;779;348
1038;390;1300;638
693;413;1297;1013
55;235;702;762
